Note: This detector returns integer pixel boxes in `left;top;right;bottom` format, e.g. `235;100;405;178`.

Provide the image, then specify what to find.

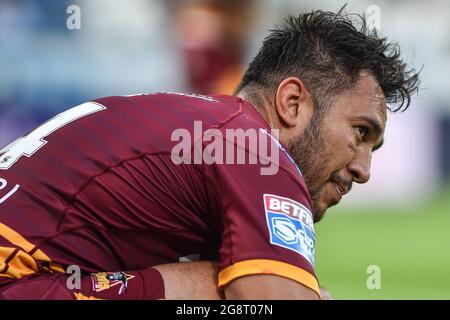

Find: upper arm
224;274;319;300
210;146;321;299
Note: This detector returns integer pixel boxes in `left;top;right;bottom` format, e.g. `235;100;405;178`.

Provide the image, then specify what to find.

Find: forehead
331;72;387;125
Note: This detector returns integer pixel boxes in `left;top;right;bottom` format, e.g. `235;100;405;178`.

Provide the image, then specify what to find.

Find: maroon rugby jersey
0;93;319;296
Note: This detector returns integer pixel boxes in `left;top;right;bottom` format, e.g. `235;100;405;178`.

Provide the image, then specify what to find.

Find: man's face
289;73;387;222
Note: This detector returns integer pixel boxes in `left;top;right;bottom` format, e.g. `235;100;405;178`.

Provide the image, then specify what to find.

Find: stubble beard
287;111;331;223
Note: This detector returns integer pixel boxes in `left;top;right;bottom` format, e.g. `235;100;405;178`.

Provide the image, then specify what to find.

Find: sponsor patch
264;194;315;266
91;271;135;295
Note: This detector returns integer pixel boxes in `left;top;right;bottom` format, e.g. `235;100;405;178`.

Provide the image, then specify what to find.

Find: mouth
331;181;349;204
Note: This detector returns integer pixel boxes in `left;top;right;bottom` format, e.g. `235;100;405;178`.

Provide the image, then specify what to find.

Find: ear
275;77;313;128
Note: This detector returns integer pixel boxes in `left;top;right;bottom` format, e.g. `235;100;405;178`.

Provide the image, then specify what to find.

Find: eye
355;126;369;138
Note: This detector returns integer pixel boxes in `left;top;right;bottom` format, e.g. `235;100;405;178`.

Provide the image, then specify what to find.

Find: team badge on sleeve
264;194;315;266
91;271;135;295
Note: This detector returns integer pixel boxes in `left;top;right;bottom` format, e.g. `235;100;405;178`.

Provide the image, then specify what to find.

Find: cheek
331;128;356;154
328;123;354;145
324;128;355;165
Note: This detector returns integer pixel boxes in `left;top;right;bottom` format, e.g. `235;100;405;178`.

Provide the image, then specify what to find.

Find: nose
348;149;372;184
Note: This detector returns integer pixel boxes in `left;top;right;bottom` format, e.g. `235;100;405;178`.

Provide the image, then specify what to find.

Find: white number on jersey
0;178;20;204
0;102;106;170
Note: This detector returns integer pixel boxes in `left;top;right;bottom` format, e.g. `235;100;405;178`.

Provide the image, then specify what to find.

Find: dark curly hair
235;7;421;112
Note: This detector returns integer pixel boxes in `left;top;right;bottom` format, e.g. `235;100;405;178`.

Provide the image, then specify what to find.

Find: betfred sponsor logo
264;194;315;266
264;194;314;229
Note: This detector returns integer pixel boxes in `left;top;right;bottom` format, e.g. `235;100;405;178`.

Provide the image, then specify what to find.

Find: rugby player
0;8;419;299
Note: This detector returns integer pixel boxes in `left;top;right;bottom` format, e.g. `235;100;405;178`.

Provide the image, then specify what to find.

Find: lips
336;183;349;197
331;181;349;204
332;183;342;203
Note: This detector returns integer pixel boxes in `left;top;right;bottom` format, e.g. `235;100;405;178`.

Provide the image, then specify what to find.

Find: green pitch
315;189;450;300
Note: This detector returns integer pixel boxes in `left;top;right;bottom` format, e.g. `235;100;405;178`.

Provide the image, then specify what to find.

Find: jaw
313;208;327;223
311;182;340;223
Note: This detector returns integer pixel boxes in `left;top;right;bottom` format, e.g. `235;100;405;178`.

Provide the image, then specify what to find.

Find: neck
236;90;276;129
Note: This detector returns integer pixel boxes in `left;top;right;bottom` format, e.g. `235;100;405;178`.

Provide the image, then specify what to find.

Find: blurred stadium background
0;0;449;299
